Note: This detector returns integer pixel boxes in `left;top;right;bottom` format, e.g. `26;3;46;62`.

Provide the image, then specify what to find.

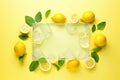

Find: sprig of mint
92;47;102;52
92;24;96;32
29;61;39;72
53;58;65;71
35;12;42;23
25;11;42;27
58;58;65;66
91;21;106;32
39;57;47;63
25;16;35;26
45;9;51;18
19;34;29;40
97;21;106;30
91;52;99;63
19;54;26;62
29;57;47;72
53;64;60;71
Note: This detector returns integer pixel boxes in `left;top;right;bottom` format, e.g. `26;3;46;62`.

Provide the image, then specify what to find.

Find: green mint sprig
53;58;65;71
45;9;51;18
92;21;106;32
29;57;47;72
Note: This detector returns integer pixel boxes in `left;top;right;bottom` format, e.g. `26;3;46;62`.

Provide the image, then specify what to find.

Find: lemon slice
19;25;30;34
39;61;51;71
70;14;79;23
84;58;96;69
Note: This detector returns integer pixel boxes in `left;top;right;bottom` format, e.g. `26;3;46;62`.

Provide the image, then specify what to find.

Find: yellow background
0;0;120;80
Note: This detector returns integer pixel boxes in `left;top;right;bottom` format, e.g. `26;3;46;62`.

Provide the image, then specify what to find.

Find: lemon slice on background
19;25;30;34
84;58;96;69
39;60;52;71
70;14;79;23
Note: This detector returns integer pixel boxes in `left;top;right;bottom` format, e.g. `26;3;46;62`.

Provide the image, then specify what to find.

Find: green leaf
92;24;96;32
45;9;51;18
29;61;39;72
19;54;26;62
19;34;29;40
97;21;106;30
25;16;35;26
35;12;42;23
58;58;65;66
39;57;47;63
91;52;99;63
92;47;102;52
53;64;60;71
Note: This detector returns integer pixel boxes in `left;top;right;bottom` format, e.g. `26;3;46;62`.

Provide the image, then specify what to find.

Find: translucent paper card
32;23;90;62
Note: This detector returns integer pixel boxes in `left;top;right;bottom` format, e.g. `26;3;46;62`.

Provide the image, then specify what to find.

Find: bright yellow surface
0;0;120;80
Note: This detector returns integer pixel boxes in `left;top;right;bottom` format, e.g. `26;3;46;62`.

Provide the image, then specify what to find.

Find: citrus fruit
67;59;80;70
51;13;66;23
84;58;96;69
14;41;26;57
81;11;95;23
39;61;51;71
19;25;30;34
70;14;79;23
94;34;106;47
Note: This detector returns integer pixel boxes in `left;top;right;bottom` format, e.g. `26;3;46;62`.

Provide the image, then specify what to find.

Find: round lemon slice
84;58;96;69
39;61;51;71
70;14;79;23
19;25;30;34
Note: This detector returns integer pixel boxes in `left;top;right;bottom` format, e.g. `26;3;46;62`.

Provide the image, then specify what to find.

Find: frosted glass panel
32;23;90;62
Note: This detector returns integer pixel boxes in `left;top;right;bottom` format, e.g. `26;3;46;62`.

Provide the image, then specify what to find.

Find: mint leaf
29;61;39;71
92;47;102;52
53;64;60;71
25;16;35;26
35;12;42;23
91;52;99;63
19;54;26;62
97;21;106;30
58;58;65;66
92;24;96;32
45;9;51;18
19;34;28;40
39;57;47;63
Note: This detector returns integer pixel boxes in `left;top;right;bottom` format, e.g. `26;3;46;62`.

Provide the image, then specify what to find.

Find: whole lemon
81;11;95;23
14;41;26;57
94;34;106;47
67;59;80;71
51;13;66;23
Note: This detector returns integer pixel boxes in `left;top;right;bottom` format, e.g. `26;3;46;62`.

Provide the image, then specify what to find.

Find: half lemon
70;14;79;23
84;58;96;69
19;25;30;34
39;61;52;71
